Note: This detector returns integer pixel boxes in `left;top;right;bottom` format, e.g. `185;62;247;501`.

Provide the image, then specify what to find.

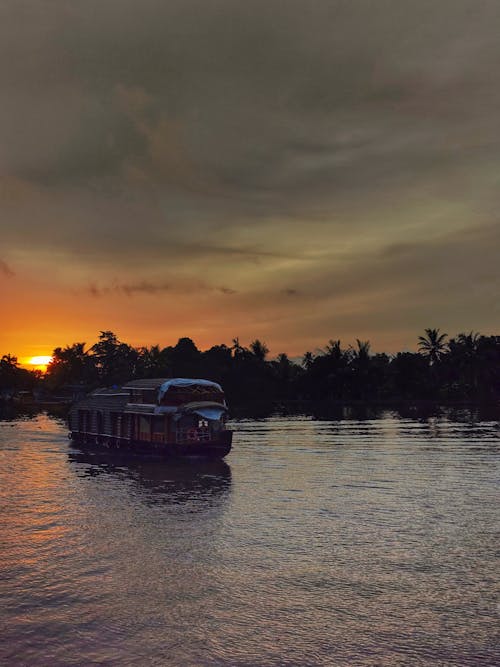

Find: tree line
1;329;499;405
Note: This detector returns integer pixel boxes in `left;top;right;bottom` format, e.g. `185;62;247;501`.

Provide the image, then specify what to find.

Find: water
0;411;499;666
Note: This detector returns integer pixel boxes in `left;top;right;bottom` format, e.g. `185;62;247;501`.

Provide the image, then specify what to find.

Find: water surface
1;412;498;665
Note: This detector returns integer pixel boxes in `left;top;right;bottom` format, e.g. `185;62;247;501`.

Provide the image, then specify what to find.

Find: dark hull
69;429;232;459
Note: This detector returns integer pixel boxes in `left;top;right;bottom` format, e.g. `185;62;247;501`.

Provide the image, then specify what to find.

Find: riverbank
4;397;497;424
231;398;500;420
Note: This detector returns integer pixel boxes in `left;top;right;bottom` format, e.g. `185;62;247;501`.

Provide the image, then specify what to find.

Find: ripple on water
0;412;498;666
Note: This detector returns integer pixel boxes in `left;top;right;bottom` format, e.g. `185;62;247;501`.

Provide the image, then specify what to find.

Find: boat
68;378;233;458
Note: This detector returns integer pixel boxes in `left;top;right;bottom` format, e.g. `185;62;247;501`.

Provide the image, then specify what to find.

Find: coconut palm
231;337;244;358
417;328;448;364
457;331;480;355
137;344;172;377
45;342;96;388
351;339;371;361
324;339;343;358
0;354;19;389
445;331;482;398
302;351;315;369
0;354;18;369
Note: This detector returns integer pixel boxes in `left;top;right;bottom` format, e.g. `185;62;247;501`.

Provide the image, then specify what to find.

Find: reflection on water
68;449;232;508
232;400;500;424
1;411;499;666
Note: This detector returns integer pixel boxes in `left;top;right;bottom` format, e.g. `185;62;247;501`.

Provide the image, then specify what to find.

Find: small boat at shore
68;378;233;458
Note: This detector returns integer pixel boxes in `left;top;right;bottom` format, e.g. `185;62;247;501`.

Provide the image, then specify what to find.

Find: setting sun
28;356;53;369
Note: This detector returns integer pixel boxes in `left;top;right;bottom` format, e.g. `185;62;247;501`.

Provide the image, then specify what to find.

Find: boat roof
158;378;223;402
124;377;223;393
159;378;222;392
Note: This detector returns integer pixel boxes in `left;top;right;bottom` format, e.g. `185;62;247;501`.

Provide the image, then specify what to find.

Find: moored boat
68;378;232;458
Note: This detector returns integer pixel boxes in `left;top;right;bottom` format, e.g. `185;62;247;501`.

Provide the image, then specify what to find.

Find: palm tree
0;354;19;389
46;342;96;388
324;339;343;359
0;354;18;369
418;328;448;364
446;331;481;398
231;337;244;358
351;339;371;361
457;331;480;355
302;351;314;369
137;345;163;377
275;353;293;380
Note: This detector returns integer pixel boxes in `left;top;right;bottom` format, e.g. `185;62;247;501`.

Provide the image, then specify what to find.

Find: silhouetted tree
325;339;343;358
390;352;429;400
137;345;173;378
201;344;232;383
0;354;40;392
418;328;448;364
231;337;244;358
3;327;499;408
90;331;139;385
347;340;372;400
171;337;201;377
249;339;269;362
302;351;315;369
46;342;97;389
0;354;19;390
351;339;371;361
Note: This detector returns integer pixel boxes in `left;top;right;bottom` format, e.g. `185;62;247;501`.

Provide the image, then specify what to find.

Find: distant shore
2;397;499;422
231;398;500;419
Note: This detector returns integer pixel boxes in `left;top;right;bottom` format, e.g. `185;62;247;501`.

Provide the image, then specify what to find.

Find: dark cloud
1;1;499;349
4;1;500;198
286;222;500;302
277;221;500;338
87;280;236;298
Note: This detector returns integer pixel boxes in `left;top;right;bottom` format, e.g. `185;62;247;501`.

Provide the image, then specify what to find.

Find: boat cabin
69;378;229;450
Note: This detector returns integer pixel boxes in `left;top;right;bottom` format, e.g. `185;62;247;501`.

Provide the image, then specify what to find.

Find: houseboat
68;378;233;458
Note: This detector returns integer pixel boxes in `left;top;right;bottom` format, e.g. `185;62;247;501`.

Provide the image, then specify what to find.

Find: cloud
0;1;499;353
87;280;237;298
269;221;500;309
0;260;14;277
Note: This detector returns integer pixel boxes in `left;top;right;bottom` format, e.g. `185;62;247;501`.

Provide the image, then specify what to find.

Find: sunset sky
2;0;499;364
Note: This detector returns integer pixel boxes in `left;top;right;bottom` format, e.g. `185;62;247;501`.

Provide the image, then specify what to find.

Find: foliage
0;354;41;393
1;329;499;405
417;328;448;364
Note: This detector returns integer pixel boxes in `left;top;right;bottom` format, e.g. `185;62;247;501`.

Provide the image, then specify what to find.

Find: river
0;410;498;666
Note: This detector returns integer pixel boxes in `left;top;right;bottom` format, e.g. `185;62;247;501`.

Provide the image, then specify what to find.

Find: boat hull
69;429;232;459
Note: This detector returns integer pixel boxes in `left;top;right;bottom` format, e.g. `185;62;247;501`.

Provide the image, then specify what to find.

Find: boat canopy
158;378;223;402
191;406;226;421
170;405;227;422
